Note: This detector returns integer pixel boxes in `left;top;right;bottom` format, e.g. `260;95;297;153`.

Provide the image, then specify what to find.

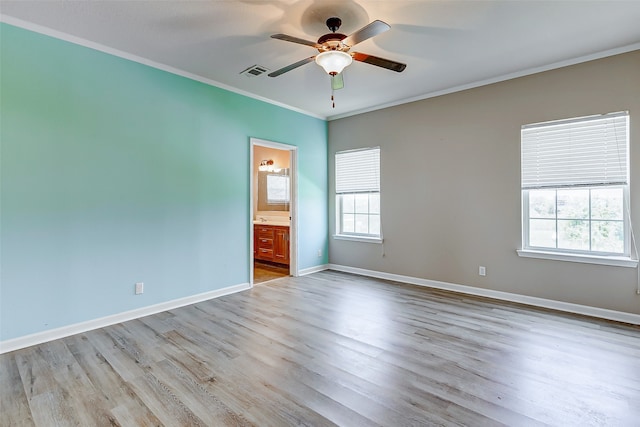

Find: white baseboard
298;264;330;276
5;265;636;353
328;264;640;325
0;282;251;354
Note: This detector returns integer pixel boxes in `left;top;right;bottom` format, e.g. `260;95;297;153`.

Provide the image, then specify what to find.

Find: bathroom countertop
253;220;290;226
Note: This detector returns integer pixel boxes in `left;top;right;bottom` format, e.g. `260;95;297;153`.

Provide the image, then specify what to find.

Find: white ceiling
2;1;640;120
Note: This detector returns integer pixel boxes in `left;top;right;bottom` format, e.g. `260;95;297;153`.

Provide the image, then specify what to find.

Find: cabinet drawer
257;237;273;248
258;248;273;257
257;227;274;238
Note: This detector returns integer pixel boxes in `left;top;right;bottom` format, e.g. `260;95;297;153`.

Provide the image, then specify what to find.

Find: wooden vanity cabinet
254;224;289;265
273;227;290;264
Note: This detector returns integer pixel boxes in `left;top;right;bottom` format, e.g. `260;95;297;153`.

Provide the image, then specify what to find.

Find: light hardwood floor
2;270;640;426
253;261;289;284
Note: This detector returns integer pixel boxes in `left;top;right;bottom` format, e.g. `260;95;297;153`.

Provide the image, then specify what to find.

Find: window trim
520;112;633;263
333;234;383;244
516;249;637;268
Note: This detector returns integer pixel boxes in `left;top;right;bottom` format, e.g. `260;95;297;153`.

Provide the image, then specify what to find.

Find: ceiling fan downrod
326;17;342;33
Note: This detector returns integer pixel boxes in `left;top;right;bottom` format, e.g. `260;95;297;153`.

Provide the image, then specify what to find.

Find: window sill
517;249;638;268
333;234;383;244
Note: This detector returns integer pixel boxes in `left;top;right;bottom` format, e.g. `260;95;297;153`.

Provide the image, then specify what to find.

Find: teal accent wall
0;23;328;341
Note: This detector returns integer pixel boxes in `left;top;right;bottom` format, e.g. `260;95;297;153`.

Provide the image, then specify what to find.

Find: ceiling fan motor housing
317;17;349;52
317;34;348;50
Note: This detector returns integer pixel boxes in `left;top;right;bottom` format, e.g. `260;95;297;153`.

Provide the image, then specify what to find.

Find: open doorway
250;138;297;285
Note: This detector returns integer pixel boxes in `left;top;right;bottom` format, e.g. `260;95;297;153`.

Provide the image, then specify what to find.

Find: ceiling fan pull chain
331;86;336;108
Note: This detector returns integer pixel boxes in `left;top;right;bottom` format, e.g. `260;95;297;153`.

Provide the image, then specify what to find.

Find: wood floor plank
128;369;209;426
84;328;150;382
0;354;35;426
64;333;163;426
3;270;640;426
148;358;255;426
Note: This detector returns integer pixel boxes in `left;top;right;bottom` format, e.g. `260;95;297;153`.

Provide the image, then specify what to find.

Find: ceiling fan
268;17;406;95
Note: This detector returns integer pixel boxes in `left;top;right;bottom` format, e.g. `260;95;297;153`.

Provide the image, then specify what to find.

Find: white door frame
249;137;298;285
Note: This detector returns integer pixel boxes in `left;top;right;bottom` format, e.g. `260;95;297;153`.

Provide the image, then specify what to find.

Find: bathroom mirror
257;169;290;211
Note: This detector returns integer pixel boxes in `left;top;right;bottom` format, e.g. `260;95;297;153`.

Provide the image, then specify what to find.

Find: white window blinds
335;147;380;194
521;111;629;189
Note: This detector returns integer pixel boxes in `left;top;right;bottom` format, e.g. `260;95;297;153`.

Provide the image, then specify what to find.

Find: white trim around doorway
249;138;299;285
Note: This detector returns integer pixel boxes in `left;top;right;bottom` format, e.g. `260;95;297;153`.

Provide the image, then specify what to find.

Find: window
335;147;381;240
521;111;630;259
266;174;290;204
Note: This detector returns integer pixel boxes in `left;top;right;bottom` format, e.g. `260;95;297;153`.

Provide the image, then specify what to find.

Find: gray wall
328;50;640;315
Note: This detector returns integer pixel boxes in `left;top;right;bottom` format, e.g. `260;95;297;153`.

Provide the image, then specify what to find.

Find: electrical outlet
135;282;144;295
479;266;486;276
318;249;322;257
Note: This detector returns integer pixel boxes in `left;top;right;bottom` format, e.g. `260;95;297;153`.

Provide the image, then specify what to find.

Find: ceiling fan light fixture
315;51;352;75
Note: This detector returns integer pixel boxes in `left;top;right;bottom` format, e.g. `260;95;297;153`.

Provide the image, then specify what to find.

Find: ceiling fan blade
271;34;320;48
268;57;316;77
331;73;344;90
342;20;390;47
352;52;406;73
